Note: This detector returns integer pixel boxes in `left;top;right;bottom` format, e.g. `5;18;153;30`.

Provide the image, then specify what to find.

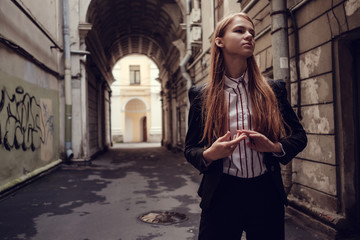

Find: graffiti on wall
0;86;54;157
40;98;54;161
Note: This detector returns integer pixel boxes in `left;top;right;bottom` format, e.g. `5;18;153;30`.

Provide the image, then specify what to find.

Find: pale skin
203;16;282;163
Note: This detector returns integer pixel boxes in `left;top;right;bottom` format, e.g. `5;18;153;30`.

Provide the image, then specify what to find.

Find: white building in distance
111;55;162;143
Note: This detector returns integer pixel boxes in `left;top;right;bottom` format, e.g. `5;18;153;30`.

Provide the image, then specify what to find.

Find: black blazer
184;79;307;210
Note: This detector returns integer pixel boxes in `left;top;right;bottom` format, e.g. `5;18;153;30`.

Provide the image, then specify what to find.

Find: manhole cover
138;211;188;225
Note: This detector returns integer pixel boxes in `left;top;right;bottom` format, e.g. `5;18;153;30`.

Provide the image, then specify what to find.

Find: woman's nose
244;31;253;40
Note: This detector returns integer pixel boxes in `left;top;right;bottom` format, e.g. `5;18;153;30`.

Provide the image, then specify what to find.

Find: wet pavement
0;143;336;240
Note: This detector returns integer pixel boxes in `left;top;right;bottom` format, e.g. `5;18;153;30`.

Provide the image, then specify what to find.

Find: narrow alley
1;1;360;238
0;144;331;240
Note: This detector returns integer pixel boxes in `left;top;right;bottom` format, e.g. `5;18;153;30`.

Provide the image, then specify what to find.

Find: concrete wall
286;0;360;223
0;0;62;191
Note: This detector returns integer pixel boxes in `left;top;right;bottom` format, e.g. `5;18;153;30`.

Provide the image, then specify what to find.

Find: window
214;0;224;27
129;65;140;85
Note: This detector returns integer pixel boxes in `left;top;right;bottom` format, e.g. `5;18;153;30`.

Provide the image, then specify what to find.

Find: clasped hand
202;130;282;163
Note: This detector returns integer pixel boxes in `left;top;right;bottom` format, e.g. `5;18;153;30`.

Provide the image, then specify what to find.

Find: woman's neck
224;55;248;79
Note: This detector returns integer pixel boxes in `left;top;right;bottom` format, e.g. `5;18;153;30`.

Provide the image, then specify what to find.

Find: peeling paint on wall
304;164;335;194
304;78;329;104
291;74;333;106
304;105;331;133
298;135;335;165
299;47;321;79
293;159;337;195
345;0;360;16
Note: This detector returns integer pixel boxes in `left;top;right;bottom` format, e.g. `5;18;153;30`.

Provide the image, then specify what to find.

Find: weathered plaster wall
0;1;61;73
288;3;335;213
0;0;62;192
0;65;59;190
287;0;360;222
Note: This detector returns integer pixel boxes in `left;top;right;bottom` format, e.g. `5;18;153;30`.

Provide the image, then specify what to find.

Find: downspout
288;9;302;120
62;0;73;160
109;90;113;147
270;0;291;195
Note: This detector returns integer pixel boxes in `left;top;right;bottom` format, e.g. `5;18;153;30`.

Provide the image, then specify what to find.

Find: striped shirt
223;72;267;178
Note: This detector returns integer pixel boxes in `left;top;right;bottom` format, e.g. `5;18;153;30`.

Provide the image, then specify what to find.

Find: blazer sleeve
184;86;209;173
270;79;308;165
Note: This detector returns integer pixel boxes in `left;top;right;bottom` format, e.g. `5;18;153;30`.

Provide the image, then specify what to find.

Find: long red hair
201;12;286;146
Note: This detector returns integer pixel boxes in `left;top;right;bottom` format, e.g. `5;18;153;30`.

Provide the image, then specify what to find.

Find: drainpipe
109;90;113;147
270;0;291;194
62;0;73;160
288;9;302;120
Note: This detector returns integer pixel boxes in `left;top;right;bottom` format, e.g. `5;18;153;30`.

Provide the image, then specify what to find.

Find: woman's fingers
219;130;278;153
218;131;231;142
227;133;247;150
237;129;257;134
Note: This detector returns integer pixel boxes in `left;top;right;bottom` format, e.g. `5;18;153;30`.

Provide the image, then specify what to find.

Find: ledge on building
287;195;359;239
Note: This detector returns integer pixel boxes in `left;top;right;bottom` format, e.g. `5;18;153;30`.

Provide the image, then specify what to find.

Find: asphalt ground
0;143;336;240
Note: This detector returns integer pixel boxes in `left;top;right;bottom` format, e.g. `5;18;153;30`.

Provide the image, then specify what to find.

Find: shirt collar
224;70;248;90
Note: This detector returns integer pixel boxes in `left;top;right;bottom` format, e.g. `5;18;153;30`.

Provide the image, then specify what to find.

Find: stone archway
84;0;186;152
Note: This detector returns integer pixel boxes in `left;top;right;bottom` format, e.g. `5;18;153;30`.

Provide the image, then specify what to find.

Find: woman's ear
215;37;224;48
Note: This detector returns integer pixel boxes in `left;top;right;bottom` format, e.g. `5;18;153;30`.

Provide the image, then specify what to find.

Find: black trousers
198;173;284;240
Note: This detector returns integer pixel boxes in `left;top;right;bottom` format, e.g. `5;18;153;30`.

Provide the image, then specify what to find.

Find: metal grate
138;211;188;225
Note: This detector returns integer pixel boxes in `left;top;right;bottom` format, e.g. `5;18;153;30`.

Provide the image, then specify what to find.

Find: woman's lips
243;42;253;47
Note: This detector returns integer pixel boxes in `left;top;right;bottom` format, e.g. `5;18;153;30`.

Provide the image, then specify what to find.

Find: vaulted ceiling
86;0;185;76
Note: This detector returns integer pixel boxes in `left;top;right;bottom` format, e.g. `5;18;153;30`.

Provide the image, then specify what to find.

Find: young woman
184;12;307;240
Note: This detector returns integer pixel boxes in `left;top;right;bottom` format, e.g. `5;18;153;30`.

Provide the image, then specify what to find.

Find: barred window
129;65;140;85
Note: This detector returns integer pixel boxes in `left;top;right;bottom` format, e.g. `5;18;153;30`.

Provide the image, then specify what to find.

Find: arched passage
124;98;146;142
83;0;187;154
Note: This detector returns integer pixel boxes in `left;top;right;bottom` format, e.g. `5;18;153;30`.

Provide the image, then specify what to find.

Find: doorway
141;116;147;142
353;40;360;229
337;36;360;230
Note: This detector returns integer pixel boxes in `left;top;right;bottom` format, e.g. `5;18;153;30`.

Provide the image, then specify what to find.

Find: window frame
129;65;141;85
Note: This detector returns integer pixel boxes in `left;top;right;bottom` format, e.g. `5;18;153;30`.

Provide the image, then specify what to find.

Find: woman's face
216;16;255;59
